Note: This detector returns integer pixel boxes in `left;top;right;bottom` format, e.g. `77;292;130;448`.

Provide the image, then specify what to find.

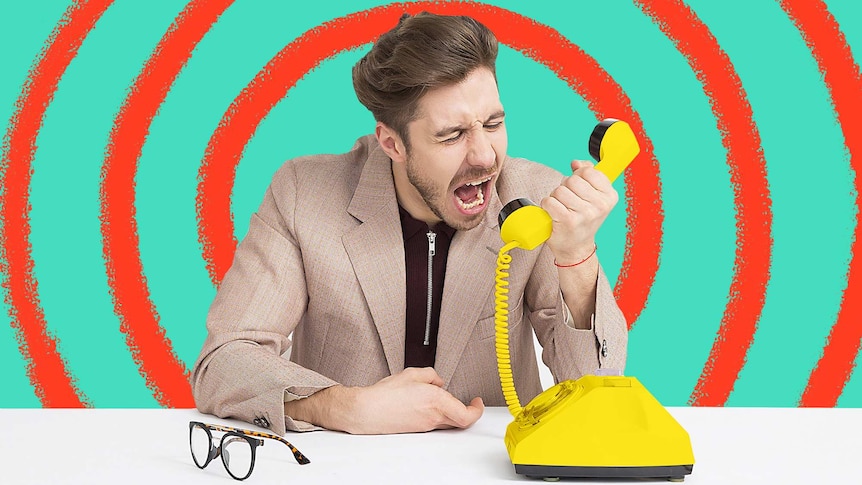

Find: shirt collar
398;204;457;240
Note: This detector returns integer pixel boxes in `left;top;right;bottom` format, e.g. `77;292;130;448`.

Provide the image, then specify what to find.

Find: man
191;12;627;436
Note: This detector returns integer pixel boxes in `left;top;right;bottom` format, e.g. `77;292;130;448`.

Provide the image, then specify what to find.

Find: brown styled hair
352;12;499;149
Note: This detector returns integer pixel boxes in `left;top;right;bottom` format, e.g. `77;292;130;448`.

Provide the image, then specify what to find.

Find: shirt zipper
424;230;436;346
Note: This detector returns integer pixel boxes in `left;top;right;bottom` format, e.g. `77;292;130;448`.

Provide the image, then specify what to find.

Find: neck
391;159;441;226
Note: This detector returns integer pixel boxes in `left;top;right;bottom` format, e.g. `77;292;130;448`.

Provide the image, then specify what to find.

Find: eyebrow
433;110;506;138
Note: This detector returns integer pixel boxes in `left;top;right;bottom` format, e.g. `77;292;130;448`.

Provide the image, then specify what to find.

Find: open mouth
453;175;493;214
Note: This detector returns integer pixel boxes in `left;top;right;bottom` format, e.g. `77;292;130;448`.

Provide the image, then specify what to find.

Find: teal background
1;0;860;407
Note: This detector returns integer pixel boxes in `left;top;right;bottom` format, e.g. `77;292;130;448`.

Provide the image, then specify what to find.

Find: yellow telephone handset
495;120;694;481
497;119;638;252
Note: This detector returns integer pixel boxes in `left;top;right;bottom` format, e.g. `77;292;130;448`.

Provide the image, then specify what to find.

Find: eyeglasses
189;421;310;480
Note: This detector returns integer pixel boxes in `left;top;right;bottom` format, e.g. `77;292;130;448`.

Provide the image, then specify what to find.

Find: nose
466;124;496;169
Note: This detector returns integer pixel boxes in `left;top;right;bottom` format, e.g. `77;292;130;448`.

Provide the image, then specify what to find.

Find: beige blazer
191;135;627;434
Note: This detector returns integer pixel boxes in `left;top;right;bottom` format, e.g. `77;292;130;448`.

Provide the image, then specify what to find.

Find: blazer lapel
343;143;406;375
435;188;504;387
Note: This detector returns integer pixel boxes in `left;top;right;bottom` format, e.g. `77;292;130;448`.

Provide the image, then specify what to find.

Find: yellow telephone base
505;375;694;481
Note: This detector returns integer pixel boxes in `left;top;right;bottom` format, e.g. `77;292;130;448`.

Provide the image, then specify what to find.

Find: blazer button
601;339;608;358
253;417;269;428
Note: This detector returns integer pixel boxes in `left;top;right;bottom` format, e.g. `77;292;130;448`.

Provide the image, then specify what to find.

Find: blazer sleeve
191;163;338;436
526;243;628;383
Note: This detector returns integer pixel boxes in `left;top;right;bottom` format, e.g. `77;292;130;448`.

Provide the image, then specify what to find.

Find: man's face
403;67;507;231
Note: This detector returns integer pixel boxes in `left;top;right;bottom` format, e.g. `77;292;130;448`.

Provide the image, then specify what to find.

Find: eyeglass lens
190;423;255;480
221;433;254;480
190;424;212;468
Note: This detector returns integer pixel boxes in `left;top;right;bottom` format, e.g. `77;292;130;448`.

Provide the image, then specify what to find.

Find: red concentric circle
99;0;234;407
0;0;113;408
634;0;774;407
781;0;862;408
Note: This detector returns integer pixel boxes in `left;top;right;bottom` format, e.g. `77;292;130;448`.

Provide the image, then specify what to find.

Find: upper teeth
456;176;490;210
466;176;492;187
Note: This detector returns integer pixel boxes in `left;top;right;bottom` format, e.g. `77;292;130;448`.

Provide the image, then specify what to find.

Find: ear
375;122;408;164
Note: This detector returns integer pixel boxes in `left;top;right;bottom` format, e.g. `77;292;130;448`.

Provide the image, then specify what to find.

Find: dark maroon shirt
398;205;456;368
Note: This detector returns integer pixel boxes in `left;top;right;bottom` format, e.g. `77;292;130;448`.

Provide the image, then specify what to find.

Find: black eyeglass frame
189;421;310;481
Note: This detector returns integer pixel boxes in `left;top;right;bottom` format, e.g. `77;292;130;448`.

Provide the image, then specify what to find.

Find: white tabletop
1;406;859;484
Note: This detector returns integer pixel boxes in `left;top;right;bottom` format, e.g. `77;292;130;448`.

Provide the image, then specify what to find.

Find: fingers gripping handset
494;119;639;417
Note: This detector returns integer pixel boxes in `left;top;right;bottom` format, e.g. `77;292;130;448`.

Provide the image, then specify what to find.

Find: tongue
455;183;480;203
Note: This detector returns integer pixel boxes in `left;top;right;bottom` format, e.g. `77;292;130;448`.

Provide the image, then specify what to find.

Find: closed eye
442;131;465;144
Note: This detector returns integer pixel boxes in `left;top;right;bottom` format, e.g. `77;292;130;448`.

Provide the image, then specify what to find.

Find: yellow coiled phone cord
495;240;523;417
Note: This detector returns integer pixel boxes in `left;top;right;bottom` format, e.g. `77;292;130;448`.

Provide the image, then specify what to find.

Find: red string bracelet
554;245;598;268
